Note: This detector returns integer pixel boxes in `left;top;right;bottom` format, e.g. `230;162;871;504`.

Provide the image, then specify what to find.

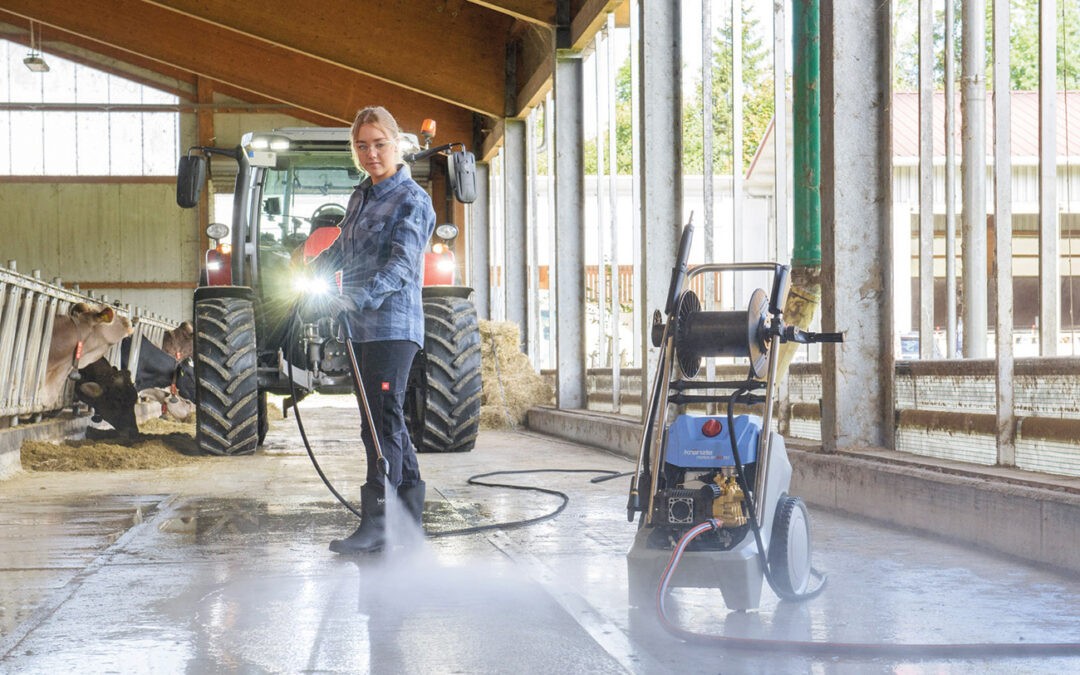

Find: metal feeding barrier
0;260;177;424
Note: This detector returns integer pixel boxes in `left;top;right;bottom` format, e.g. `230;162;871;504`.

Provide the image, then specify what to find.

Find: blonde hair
350;106;401;171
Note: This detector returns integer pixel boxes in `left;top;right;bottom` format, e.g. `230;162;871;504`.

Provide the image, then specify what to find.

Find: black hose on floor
428;468;626;539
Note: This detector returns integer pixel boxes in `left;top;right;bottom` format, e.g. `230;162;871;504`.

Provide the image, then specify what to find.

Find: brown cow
39;302;134;409
161;321;193;361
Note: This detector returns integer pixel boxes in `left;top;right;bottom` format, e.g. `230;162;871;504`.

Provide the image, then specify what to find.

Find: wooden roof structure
0;1;626;160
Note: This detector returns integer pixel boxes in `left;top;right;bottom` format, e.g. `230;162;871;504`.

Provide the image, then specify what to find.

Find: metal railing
0;260;178;424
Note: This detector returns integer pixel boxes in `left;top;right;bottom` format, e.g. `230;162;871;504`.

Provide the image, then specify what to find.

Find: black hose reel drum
673;287;770;379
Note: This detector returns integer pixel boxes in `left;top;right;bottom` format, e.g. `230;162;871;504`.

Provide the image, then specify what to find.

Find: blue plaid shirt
330;165;435;347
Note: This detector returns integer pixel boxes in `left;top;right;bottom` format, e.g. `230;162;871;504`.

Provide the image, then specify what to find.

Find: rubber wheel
406;295;482;452
193;296;259;456
768;496;813;597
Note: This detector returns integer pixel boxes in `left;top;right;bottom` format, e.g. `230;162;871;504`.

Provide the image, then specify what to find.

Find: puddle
154;498;497;544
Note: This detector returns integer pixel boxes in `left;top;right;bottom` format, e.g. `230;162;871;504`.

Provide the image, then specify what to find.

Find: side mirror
176;155;206;209
264;197;281;216
448;150;477;204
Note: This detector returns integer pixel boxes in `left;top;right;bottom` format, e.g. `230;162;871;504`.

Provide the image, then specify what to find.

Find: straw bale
479;320;553;429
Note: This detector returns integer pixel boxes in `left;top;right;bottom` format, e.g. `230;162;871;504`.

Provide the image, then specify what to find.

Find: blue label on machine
664;414;761;467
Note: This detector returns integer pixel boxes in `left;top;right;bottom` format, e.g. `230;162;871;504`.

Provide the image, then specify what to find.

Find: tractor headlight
434;223;458;241
293;274;330;296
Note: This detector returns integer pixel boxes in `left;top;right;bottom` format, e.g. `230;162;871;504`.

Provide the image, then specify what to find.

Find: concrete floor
2;396;1080;674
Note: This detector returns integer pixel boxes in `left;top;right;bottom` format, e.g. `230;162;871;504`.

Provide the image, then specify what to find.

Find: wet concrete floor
2;395;1080;673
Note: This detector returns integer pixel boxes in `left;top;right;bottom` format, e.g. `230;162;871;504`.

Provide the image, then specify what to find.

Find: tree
893;0;1080;92
682;4;774;175
583;56;633;175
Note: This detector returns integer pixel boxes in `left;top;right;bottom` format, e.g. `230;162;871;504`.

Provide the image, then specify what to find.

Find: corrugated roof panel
892;91;1080;159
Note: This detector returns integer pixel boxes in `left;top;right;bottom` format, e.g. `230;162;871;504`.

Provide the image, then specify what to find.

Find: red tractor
176;124;482;456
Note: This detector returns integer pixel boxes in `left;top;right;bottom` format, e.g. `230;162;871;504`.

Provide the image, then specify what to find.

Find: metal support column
772;0;788;264
470;162;491;320
917;0;934;359
993;0;1015;465
1038;0;1059;355
638;0;682;412
732;0;745;305
502;118;529;352
554;53;587;409
820;0;893;450
944;0;958;357
961;0;988;357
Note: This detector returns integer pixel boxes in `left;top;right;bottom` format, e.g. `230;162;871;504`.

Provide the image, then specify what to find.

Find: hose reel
673;288;770;379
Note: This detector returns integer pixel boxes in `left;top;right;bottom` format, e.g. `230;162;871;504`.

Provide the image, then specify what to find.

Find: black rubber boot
398;480;426;526
329;485;386;554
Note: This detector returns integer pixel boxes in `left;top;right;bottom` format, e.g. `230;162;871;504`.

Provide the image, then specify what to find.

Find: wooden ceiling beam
507;0;621;117
4;0;480;148
139;0;511;117
570;0;624;51
466;0;555;26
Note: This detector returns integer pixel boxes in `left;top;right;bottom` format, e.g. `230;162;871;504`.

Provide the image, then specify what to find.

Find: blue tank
664;413;761;468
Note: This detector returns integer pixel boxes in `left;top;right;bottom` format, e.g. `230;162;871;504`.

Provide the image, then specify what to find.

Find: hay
479;320;553;429
21;425;204;472
139;417;196;435
267;401;285;421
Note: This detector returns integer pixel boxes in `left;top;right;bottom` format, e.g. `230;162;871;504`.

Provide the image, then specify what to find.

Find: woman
326;106;436;554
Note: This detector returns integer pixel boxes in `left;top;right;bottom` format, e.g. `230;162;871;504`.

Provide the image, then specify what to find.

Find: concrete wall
790;447;1080;576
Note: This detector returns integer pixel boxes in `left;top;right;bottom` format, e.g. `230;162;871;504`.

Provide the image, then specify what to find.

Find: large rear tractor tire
406;295;482;452
193;296;259;456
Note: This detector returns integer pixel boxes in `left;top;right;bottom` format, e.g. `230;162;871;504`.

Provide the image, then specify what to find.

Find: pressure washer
625;218;841;612
626;220;1080;658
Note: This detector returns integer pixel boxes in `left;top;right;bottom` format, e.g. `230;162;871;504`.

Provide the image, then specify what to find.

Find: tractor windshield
257;156;362;275
257;155;362;261
255;153;363;341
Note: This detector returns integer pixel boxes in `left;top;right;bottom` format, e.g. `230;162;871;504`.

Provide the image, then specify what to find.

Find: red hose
655;520;1080;657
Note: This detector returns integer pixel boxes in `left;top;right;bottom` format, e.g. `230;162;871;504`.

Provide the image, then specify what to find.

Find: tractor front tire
193;296;259;456
407;295;482;453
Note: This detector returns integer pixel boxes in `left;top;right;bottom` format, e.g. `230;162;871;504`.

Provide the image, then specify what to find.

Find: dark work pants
354;339;420;493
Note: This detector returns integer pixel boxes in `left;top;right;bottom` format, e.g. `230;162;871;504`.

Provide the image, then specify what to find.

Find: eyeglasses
354;140;394;156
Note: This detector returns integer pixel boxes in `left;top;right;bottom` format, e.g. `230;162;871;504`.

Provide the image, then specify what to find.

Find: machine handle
665;217;695;316
769;265;790;316
780;326;845;344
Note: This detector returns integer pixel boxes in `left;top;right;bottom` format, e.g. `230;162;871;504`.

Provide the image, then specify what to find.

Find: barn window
0;39;179;176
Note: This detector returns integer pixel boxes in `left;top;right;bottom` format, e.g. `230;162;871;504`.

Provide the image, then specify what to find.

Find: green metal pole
792;0;821;269
776;0;823;389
